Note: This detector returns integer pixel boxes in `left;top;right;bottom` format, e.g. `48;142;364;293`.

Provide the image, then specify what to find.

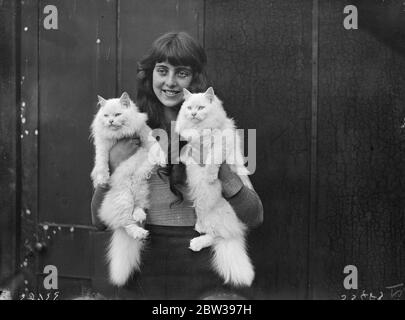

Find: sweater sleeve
227;185;264;228
90;184;109;231
219;164;264;228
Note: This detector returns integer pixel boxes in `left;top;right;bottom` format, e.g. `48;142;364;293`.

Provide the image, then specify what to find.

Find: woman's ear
204;87;215;103
119;92;131;108
183;88;192;100
97;95;107;108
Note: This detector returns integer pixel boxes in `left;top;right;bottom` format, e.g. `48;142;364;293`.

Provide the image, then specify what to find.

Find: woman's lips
162;89;181;97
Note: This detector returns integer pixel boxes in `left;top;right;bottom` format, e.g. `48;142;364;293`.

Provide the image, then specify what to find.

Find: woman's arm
90;137;141;230
91;184;109;230
219;164;264;228
91;140;264;229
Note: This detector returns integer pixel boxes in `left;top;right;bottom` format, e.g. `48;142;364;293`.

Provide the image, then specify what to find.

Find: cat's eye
114;113;122;117
104;114;108;117
187;106;192;110
198;106;205;110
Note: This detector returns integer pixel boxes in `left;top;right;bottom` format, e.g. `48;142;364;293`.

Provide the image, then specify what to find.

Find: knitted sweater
91;166;263;229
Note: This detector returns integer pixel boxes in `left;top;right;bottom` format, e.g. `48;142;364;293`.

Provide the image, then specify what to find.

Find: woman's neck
163;106;180;126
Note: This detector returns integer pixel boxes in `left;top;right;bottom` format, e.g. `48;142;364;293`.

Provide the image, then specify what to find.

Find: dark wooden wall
0;0;18;284
1;0;404;299
205;0;313;299
314;0;405;299
205;0;405;299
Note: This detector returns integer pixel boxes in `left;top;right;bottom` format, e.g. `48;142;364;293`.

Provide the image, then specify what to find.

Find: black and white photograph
1;0;405;302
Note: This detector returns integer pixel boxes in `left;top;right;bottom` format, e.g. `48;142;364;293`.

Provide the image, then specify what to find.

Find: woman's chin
162;100;181;108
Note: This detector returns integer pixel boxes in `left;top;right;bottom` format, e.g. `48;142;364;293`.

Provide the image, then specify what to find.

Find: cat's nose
109;119;114;124
191;112;197;117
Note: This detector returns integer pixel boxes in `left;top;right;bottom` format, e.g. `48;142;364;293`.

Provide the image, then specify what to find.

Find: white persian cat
90;92;165;286
175;87;255;287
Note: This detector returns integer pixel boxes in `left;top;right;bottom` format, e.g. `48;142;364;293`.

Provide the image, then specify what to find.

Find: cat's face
176;87;226;133
182;97;211;124
97;93;132;131
100;102;127;130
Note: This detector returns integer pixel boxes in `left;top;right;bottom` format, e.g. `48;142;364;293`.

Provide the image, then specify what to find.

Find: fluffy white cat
90;92;165;286
175;87;254;287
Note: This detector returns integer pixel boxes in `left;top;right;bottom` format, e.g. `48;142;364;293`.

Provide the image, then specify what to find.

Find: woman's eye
178;70;191;78
157;68;167;75
115;113;122;117
198;106;205;110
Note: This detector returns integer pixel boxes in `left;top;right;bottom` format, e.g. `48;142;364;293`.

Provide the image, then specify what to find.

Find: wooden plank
0;0;18;281
205;0;313;299
38;0;117;225
307;0;319;300
119;0;205;94
37;226;92;279
19;0;40;295
315;0;405;299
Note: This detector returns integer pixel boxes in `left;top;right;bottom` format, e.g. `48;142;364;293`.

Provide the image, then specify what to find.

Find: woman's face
152;61;193;107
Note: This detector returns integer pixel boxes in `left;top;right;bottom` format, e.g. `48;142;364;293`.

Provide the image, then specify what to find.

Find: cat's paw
157;152;167;167
154;148;167;167
96;174;110;186
125;224;149;240
91;168;110;186
189;237;210;252
206;166;219;184
148;144;167;167
132;208;147;223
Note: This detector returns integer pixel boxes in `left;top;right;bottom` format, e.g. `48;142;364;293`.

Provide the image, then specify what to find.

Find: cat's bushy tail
212;237;255;287
107;228;144;286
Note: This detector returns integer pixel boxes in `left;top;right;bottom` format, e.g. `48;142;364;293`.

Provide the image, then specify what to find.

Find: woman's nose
166;72;177;87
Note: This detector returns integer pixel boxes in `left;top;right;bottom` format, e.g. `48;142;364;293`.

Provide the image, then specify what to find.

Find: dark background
1;0;405;299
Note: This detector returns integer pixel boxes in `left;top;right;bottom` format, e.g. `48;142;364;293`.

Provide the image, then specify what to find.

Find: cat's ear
97;95;107;108
183;88;192;100
119;92;131;108
204;87;215;103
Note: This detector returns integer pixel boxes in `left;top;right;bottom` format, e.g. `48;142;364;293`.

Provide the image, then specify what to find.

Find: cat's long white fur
90;93;163;286
99;147;154;285
176;87;255;287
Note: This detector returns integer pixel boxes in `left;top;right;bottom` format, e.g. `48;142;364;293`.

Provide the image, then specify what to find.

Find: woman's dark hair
136;31;208;203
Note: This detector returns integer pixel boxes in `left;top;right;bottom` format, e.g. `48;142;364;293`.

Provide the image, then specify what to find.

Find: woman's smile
162;89;181;97
153;61;193;107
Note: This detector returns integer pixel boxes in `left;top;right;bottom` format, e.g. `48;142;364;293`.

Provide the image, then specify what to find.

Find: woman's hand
109;137;141;174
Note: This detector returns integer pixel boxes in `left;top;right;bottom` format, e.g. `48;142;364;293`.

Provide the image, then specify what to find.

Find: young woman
91;31;263;299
